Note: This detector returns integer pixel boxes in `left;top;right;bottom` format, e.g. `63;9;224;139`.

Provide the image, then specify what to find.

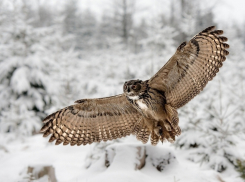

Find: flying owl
40;26;229;146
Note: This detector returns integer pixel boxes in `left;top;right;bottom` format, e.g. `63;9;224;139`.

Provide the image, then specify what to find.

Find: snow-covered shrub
176;91;242;172
175;75;244;172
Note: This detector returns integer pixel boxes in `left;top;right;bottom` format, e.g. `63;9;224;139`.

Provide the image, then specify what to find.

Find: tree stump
24;165;57;182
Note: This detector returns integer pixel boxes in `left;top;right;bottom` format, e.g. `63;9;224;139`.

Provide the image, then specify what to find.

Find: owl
40;26;229;146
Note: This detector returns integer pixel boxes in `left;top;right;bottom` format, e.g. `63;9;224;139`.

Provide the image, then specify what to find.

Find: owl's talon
159;127;163;136
160;137;164;143
154;126;163;137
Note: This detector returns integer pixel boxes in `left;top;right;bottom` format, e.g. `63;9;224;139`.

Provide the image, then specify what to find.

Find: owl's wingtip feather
74;99;87;103
40;124;48;133
201;25;216;33
42;112;56;123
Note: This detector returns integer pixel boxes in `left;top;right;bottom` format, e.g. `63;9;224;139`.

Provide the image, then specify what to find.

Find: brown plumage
40;26;229;146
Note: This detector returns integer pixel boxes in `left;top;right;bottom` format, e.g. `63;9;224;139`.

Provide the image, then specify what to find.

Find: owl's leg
153;121;162;136
143;117;154;131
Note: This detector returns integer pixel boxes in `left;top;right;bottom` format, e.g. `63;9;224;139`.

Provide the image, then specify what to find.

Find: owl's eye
131;85;136;90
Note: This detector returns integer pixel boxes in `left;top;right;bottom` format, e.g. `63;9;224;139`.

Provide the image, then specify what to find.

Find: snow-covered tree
170;0;215;42
62;0;97;50
113;0;135;47
175;87;242;172
138;17;178;78
0;1;78;137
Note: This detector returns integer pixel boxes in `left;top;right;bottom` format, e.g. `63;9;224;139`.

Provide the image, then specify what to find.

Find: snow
1;134;238;182
10;67;30;94
0;135;88;181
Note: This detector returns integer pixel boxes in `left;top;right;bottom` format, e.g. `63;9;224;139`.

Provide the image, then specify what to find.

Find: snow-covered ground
0;134;243;182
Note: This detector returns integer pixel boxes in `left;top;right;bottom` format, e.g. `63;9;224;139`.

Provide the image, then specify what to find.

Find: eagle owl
40;26;229;146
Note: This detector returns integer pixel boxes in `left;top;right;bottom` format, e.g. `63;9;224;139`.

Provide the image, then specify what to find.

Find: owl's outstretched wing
40;94;143;146
148;26;229;109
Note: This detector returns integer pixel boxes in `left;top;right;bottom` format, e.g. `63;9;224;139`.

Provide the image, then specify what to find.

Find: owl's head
123;79;146;100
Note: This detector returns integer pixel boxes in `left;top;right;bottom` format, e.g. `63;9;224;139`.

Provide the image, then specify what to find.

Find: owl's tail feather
133;117;150;144
150;131;159;146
